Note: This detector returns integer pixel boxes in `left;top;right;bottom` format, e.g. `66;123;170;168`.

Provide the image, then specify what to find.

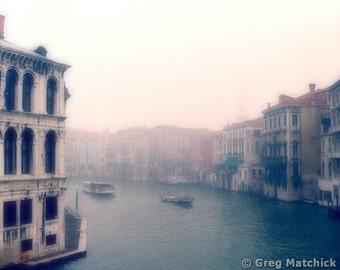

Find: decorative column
16;138;22;175
16;79;23;112
0;137;4;175
0;75;5;109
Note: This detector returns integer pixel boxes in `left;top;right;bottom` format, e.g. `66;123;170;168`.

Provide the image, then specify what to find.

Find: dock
11;207;87;269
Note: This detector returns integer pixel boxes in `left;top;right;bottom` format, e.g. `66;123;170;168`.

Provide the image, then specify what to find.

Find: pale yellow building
262;84;328;201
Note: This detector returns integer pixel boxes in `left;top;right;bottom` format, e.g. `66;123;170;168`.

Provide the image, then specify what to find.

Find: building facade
0;16;73;267
113;126;214;183
210;118;262;191
262;84;328;201
318;80;339;207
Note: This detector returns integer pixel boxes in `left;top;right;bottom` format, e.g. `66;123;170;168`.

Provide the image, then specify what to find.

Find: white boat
166;176;195;185
160;194;193;205
82;181;115;196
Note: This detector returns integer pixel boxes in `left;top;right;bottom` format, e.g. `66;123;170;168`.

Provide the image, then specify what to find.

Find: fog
3;0;340;131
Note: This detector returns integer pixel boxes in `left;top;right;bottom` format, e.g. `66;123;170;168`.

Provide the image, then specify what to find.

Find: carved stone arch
5;125;19;136
20;127;35;140
47;76;59;90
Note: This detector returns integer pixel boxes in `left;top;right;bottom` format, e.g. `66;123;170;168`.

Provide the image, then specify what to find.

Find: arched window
22;73;34;112
21;129;34;174
45;131;56;173
5;69;18;111
46;78;57;115
4;128;17;174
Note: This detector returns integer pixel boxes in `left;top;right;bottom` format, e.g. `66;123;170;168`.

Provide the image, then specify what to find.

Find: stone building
65;129;109;177
211;118;262;191
113;126;214;182
262;84;328;201
0;16;85;267
318;80;339;207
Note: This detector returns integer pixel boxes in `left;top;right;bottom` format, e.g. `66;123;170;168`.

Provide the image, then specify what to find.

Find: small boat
160;194;193;205
82;181;115;196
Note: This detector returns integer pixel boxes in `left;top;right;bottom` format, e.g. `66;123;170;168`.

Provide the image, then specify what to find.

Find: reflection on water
49;177;340;270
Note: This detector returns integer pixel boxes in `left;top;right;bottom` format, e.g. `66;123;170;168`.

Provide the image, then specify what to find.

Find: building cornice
0;42;70;76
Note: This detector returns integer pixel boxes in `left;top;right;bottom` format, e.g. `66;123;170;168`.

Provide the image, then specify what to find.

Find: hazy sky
3;1;340;131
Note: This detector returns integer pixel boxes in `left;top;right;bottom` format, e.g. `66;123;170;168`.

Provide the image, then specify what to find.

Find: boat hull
160;195;193;205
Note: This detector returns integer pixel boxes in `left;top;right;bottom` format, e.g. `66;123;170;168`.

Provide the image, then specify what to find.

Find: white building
0;16;80;267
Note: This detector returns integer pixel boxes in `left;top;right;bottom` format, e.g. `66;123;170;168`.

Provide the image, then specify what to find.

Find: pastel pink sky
3;1;340;131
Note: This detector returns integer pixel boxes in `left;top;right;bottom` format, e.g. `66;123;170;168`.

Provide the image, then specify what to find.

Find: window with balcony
292;114;299;127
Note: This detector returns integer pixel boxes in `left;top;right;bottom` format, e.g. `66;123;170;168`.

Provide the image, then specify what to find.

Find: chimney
267;102;271;109
0;15;4;39
309;83;316;92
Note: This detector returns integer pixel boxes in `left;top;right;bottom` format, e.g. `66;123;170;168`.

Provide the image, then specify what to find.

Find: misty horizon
3;1;340;132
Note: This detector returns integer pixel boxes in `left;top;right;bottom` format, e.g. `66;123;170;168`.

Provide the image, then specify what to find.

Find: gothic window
22;73;34;112
45;131;56;173
21;129;33;174
5;69;18;111
4;128;17;174
46;78;57;115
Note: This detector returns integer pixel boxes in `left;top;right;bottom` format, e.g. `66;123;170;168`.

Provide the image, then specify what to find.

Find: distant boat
82;181;115;196
163;176;195;185
160;194;193;205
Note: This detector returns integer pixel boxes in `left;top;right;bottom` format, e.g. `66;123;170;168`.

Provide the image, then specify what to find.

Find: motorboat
160;194;193;205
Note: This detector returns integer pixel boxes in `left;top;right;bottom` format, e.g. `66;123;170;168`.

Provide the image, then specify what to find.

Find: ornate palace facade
0;15;72;267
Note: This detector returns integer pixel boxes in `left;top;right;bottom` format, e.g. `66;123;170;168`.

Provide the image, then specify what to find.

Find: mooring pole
76;186;79;210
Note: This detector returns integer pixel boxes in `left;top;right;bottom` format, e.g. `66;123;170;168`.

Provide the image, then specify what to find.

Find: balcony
329;150;340;159
330;125;340;134
0;109;66;128
291;126;300;131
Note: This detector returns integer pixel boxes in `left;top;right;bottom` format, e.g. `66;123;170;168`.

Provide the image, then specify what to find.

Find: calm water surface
50;177;340;270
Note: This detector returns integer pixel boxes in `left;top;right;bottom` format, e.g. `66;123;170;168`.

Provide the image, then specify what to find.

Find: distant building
0;16;85;267
65;129;109;177
113;126;214;182
210;118;263;191
262;84;328;201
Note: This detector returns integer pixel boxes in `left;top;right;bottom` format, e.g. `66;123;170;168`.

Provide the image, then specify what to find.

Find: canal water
51;177;340;270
